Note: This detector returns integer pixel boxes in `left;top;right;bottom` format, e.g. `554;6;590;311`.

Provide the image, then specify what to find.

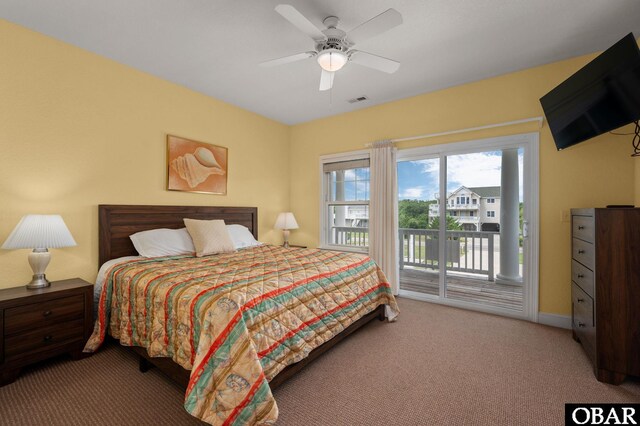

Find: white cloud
400;186;426;199
406;150;524;201
443;152;502;190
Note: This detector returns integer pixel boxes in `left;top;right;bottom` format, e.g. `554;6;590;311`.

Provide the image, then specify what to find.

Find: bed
85;204;398;425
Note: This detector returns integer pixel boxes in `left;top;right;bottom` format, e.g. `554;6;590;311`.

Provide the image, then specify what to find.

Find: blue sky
397;150;524;201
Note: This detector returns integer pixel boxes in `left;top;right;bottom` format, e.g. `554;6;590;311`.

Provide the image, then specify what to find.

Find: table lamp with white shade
274;212;299;248
1;215;77;289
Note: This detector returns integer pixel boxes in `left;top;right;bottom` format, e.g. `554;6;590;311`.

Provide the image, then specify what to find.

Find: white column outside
496;148;522;284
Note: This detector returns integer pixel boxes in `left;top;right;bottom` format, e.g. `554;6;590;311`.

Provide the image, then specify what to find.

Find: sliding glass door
397;133;538;320
397;157;440;296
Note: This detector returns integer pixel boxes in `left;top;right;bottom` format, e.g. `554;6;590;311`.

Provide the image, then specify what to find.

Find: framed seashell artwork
167;135;228;194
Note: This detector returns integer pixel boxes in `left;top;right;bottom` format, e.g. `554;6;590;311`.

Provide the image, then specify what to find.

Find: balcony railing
331;226;369;247
399;229;496;281
446;204;479;210
330;227;497;281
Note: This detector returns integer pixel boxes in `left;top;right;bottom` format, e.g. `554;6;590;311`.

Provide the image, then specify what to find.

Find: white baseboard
538;312;571;329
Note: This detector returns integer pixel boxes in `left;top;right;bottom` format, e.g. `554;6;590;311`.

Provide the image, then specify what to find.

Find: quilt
84;244;399;425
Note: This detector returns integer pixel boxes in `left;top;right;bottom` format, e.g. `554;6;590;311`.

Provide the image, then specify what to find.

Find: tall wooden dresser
571;208;640;384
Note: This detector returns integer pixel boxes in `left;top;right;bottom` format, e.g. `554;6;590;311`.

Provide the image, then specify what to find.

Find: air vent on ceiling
347;96;369;104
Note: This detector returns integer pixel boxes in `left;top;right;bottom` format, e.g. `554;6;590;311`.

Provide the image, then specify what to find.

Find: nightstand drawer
4;319;85;361
0;278;93;386
4;295;84;336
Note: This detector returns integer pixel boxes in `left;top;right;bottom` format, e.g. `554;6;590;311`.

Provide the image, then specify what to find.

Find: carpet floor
1;297;638;425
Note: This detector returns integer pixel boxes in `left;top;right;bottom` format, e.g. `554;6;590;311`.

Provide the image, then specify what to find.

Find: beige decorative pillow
183;218;236;257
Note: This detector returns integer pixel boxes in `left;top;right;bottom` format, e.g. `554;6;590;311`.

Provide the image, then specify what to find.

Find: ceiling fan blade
260;51;316;67
319;69;335;91
347;8;402;45
275;4;327;41
349;51;400;74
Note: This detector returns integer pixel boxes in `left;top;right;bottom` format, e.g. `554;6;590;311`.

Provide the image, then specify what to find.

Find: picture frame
166;135;228;195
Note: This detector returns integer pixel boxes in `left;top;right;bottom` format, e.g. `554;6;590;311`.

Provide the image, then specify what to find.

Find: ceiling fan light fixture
317;49;348;72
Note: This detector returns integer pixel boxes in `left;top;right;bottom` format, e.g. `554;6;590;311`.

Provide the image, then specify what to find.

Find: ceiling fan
260;4;403;91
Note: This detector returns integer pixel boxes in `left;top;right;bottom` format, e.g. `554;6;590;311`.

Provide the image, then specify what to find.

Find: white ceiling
2;0;640;125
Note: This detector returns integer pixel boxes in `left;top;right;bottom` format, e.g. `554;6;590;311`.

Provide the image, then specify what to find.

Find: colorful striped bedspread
84;244;399;425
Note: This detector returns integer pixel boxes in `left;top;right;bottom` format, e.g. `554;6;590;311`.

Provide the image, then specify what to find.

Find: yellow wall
290;53;638;316
2;19;638;316
0;20;290;289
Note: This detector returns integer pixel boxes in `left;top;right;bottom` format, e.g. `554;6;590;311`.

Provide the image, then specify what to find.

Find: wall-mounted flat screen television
540;33;640;151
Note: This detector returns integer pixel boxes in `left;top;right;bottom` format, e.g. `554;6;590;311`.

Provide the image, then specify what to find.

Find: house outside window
429;185;501;231
321;157;370;251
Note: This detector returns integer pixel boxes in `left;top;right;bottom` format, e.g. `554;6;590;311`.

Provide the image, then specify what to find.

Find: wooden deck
399;267;524;311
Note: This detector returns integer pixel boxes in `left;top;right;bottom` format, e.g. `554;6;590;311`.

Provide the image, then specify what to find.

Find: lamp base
26;274;51;289
282;229;291;248
26;249;51;289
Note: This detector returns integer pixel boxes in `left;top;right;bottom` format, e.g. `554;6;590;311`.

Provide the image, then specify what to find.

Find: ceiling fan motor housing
317;21;350;54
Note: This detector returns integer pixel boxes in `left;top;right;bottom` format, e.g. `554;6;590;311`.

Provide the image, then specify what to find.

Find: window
466;197;470;204
469;211;475;217
487;211;495;218
472;198;477;205
487;198;495;203
321;157;370;250
451;211;458;216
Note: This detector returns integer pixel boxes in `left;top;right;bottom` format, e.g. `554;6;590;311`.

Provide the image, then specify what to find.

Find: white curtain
369;140;399;295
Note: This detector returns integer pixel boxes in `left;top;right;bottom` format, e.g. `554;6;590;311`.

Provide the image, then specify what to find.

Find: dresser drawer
572;259;594;297
4;295;84;336
572;215;594;243
572;283;596;357
572;238;594;270
4;319;85;361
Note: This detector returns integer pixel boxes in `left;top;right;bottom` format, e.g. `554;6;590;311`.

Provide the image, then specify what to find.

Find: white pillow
226;224;261;249
129;228;195;257
184;218;236;257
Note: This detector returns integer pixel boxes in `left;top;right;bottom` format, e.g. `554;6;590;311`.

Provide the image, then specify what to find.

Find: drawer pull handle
43;335;53;342
578;322;586;328
43;310;52;317
577;274;584;278
577;225;585;230
577;249;585;254
577;298;584;303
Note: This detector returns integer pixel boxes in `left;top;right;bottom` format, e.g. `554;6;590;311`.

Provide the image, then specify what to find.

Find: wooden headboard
98;205;258;266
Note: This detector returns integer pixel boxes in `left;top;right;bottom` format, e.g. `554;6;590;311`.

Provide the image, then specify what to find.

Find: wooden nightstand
0;278;93;386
